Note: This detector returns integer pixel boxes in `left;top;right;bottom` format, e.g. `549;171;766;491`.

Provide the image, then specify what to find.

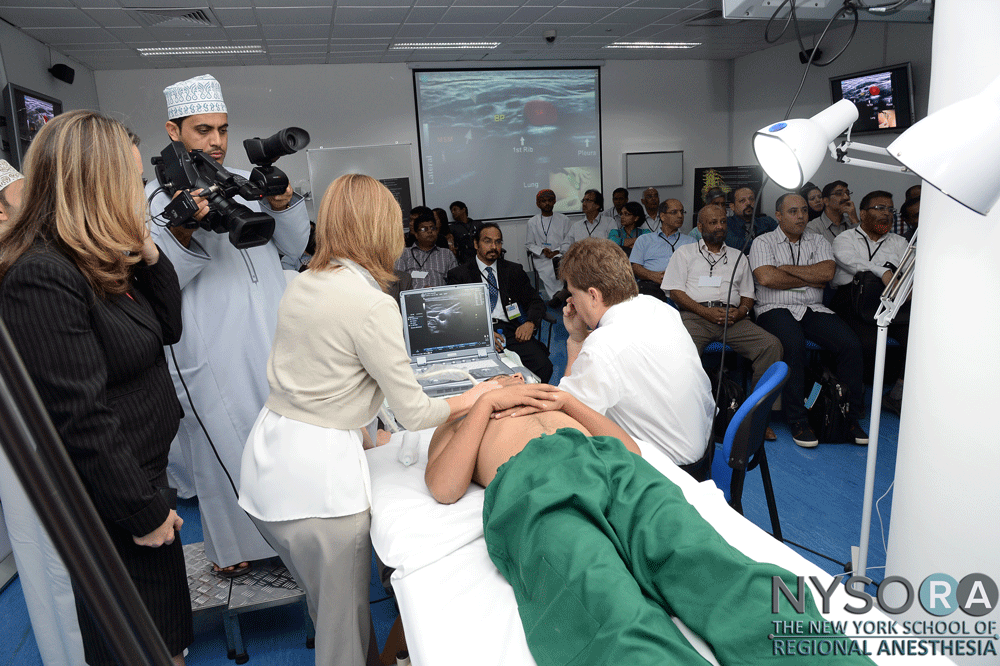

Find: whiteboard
306;143;415;211
624;151;684;189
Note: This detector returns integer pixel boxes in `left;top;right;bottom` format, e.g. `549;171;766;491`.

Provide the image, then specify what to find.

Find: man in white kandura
146;74;309;576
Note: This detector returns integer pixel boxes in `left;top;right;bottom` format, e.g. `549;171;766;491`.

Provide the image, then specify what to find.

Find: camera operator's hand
167;188;209;248
266;184;293;212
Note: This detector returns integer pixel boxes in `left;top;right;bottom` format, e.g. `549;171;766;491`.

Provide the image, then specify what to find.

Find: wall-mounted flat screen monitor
830;63;915;135
413;67;602;219
3;83;63;170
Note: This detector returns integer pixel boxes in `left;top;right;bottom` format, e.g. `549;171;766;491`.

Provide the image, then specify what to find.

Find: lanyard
856;228;885;262
585;219;600;237
540;215;553;241
700;245;728;276
410;246;437;269
787;239;802;266
659;231;678;251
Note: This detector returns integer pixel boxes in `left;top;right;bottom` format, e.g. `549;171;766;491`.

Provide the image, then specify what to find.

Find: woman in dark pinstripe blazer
0;111;193;665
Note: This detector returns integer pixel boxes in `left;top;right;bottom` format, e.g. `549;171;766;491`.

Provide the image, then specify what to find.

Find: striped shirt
749;227;834;320
394;245;457;289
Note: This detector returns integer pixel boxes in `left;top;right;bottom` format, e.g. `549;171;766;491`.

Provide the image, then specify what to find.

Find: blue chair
710;361;788;541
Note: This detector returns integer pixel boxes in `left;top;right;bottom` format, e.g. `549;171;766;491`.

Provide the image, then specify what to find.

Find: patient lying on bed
425;377;874;666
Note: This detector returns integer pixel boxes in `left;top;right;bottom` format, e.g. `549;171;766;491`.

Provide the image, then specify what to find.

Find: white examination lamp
752;99;859;191
887;75;1000;215
754;74;1000;215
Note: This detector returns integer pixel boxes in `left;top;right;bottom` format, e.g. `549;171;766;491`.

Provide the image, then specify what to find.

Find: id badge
410;270;428;279
698;275;722;288
505;302;522;319
542;242;552;248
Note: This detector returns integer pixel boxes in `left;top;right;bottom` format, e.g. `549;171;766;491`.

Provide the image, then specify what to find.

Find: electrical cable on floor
783;538;848;567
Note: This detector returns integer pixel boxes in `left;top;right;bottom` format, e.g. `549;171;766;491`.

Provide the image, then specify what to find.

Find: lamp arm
875;228;917;326
829;141;912;174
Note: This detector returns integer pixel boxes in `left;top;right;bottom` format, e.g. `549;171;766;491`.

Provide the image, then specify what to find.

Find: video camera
151;127;310;249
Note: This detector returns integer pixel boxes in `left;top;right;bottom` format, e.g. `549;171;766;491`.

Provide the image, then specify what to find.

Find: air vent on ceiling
125;7;218;29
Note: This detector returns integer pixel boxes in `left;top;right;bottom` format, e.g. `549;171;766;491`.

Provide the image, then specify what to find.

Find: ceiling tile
405;6;449;22
329;23;399;38
335;6;411;23
393;23;435;38
23;26;115;45
261;24;332;39
78;7;143;28
224;26;264;40
538;7;615;24
255;6;333;24
440;6;518;23
211;7;259;25
0;7;97;28
427;23;498;38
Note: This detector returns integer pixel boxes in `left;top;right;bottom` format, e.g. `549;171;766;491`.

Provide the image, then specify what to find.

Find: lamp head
753;99;859;190
887;76;1000;215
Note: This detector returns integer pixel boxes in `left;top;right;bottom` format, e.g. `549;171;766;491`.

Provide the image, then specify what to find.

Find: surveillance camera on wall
544;29;557;44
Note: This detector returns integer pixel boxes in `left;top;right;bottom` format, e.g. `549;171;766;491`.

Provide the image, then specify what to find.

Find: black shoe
882;394;902;416
547;288;569;309
848;421;869;446
791;423;819;448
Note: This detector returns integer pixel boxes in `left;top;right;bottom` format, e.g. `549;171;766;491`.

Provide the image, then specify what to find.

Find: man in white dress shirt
831;190;910;412
147;74;309;574
565;189;614;246
559;238;714;476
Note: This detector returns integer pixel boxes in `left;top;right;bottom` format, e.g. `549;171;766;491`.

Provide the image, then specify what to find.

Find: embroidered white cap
0;160;24;193
163;74;227;120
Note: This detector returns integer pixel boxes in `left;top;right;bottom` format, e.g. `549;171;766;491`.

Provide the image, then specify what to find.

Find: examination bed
367;430;955;666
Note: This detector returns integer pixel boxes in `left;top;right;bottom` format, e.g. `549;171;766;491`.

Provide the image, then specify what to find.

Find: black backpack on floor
805;362;852;443
709;369;745;444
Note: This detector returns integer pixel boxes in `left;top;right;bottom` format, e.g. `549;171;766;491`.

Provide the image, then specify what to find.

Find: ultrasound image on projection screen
414;68;602;219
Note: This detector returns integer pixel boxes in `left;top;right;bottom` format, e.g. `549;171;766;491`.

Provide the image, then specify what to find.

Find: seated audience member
630;198;695;301
432;207;458;254
750;194;868;448
663;204;783;437
565;189;614;245
899;196;919;241
447;223;553;382
807;180;860;244
704;187;727;208
690;187;777;253
0;160;25;230
525;188;570;300
404;205;432;245
449;200;480;265
831;191;910;412
640;187;661;232
394;209;458;289
559;238;714;472
608;201;650;256
424;379;863;666
799;181;825;221
601;186;629;228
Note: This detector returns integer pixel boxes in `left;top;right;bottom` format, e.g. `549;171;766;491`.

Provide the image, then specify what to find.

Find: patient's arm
425;384;559;504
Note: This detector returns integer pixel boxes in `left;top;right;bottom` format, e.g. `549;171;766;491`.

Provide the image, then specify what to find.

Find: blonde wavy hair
309;173;404;291
0;110;147;296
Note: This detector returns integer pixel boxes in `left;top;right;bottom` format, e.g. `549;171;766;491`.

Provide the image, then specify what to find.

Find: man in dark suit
447;223;553;382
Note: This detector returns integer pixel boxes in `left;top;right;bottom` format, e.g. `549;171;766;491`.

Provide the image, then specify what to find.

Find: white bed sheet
367;430;953;666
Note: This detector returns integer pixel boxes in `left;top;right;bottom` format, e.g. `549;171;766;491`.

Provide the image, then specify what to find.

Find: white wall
0;22;100;165
95;57;732;260
731;21;933;210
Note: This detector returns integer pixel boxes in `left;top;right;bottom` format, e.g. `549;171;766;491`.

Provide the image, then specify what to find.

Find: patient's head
311;173;404;290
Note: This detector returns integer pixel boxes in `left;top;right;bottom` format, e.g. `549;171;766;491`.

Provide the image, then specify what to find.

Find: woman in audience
433;206;457;255
800;182;824;220
0;110;191;665
239;174;503;666
609;201;651;256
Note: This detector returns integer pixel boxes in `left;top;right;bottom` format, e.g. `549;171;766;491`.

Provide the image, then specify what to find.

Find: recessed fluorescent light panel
391;42;500;50
604;42;701;49
138;46;266;56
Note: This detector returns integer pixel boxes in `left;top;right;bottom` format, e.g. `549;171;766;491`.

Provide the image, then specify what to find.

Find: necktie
486;266;499;312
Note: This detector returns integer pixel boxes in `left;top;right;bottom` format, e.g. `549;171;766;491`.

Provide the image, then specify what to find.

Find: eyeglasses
864;205;896;215
479;237;503;246
416;225;437;233
831;189;852;198
582;197;597;204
